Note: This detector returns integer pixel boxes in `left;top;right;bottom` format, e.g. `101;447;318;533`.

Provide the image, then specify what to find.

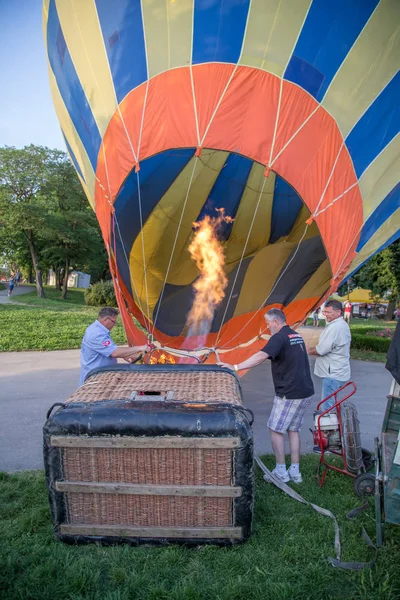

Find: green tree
0;145;63;297
352;240;400;318
41;157;107;299
0;145;109;300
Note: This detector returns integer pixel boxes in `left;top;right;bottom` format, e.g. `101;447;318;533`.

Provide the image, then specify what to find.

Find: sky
0;0;65;150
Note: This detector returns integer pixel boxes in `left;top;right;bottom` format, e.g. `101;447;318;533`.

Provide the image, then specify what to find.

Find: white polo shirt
314;316;351;381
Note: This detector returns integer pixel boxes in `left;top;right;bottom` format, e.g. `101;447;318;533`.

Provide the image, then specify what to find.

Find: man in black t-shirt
220;308;314;484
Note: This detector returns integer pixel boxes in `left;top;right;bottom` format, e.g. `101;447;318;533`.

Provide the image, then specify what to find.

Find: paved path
0;348;392;472
0;284;33;304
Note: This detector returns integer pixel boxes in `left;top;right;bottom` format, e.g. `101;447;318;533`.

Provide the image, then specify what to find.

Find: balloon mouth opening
111;148;332;345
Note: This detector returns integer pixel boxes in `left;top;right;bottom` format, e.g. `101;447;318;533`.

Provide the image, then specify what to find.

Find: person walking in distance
343;300;352;324
8;277;15;297
307;300;351;409
312;307;320;327
15;269;22;287
219;308;314;484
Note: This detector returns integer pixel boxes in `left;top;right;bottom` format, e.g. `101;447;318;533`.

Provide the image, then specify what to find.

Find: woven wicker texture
67;370;242;405
66;493;232;527
63;447;232;485
57;370;243;534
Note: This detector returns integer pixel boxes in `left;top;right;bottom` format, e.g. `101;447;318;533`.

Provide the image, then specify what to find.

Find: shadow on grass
0;455;399;600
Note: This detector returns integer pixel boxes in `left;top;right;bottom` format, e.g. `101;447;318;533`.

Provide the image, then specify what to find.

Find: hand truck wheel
354;472;375;497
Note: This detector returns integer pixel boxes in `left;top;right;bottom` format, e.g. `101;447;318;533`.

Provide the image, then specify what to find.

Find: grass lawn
350;320;396;331
1;289;396;356
10;286;89;310
1;288;128;352
0;304;126;352
305;318;396;331
1;455;399;600
349;349;387;363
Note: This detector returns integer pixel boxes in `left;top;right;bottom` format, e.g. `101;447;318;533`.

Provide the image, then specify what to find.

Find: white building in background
48;270;91;289
68;271;91;288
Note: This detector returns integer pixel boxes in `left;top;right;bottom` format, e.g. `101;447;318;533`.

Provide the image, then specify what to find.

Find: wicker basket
44;365;254;546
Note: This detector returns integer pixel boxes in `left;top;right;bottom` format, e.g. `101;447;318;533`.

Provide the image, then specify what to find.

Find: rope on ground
255;456;377;570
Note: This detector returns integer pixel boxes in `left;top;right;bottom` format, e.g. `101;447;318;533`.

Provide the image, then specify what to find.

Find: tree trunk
26;231;45;298
55;268;61;291
61;257;70;300
386;300;396;321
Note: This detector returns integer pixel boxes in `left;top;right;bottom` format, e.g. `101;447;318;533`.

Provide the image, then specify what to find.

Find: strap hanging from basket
255;456;377;570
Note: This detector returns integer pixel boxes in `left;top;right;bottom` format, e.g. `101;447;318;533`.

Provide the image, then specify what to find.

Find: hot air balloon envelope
43;0;400;364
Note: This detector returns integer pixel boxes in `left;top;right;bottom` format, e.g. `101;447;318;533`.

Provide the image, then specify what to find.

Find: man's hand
219;362;234;370
139;344;151;353
125;344;152;363
307;346;318;356
124;355;138;364
127;344;151;353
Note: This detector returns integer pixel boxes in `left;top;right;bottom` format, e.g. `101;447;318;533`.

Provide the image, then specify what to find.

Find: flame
185;208;231;339
149;351;176;364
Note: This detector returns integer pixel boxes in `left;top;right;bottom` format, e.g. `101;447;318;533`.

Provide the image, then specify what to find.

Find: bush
351;333;391;353
84;280;117;307
350;324;394;334
365;328;393;338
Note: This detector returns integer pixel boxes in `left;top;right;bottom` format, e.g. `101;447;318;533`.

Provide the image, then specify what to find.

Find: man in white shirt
307;300;351;409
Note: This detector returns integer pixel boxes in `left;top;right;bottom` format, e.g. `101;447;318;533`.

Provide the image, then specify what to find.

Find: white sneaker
288;470;303;484
269;468;290;483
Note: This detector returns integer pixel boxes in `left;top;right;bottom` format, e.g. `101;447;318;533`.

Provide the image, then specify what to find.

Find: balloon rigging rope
331;218;366;282
215;175;268;348
219;222;310;350
137;81;150;159
116;105;139;165
136;170;152;330
112;213;150;330
268;78;283;169
189;65;201;147
150;155;200;338
99;139;150;330
191;0;253;149
199;65;239;147
117;60;151;330
312;140;346;217
269;105;320;169
217;127;356;350
314;182;359;219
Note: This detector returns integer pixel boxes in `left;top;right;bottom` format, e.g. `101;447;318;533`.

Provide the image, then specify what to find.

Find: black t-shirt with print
261;325;314;399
